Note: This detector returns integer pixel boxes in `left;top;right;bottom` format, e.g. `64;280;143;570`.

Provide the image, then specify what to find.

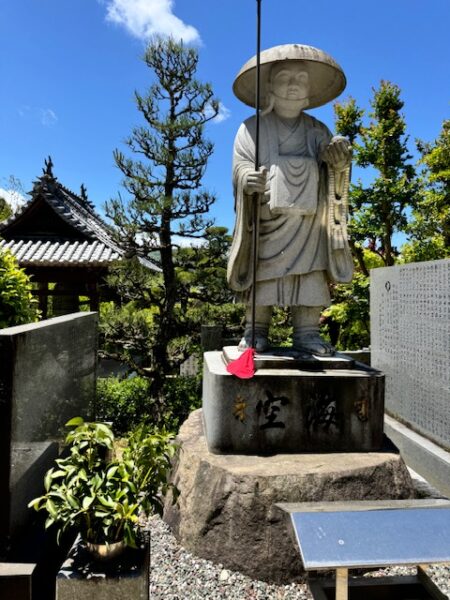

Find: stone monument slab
0;312;97;551
371;260;450;449
203;350;384;454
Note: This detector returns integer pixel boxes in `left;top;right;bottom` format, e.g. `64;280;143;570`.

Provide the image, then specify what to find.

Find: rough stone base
163;410;416;584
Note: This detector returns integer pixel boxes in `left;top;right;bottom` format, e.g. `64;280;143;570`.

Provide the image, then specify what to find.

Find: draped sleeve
227;118;260;292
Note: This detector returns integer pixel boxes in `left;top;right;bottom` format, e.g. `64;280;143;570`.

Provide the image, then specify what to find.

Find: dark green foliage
95;376;154;435
95;374;201;435
403;119;450;261
333;97;364;144
0;247;39;327
99;299;159;376
330;82;419;349
175;226;234;308
268;307;293;347
323;251;386;350
324;271;370;350
100;226;235;386
161;375;202;432
0;197;12;222
335;81;419;272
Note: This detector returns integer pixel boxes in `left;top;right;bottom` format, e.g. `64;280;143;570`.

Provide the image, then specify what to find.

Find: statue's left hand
321;136;352;171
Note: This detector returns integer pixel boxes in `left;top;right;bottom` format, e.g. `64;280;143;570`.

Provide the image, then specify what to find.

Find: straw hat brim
233;44;346;110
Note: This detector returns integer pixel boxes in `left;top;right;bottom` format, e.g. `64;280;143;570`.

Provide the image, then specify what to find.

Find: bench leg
335;568;348;600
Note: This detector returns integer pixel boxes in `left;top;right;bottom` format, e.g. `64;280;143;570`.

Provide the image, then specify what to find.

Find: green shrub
161;374;202;432
95;374;201;435
0;248;39;327
95;376;154;435
29;417;177;546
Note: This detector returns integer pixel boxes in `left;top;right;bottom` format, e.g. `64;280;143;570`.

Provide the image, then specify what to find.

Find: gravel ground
149;515;313;600
149;515;450;599
150;470;450;599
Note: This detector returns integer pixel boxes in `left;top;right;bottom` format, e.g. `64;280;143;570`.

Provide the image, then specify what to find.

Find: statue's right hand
244;167;267;194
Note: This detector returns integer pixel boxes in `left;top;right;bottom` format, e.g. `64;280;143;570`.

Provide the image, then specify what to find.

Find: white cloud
135;232;204;248
104;0;200;43
18;105;31;118
213;102;231;124
40;108;58;126
0;188;27;213
18;106;58;127
204;101;231;124
172;235;205;248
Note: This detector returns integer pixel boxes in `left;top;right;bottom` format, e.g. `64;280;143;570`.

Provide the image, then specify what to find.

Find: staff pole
251;0;262;350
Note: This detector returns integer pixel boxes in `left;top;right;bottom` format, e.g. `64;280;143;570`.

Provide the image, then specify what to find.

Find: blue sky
1;0;449;236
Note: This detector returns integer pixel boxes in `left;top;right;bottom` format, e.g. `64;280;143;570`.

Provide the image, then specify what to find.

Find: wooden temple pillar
37;282;49;319
87;282;100;312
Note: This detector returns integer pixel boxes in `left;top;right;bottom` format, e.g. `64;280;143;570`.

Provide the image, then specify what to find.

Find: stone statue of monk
228;45;353;355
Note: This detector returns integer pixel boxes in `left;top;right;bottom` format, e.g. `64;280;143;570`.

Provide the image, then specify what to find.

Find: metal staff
251;0;262;350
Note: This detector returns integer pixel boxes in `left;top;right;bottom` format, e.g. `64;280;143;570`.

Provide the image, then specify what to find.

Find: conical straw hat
233;44;346;110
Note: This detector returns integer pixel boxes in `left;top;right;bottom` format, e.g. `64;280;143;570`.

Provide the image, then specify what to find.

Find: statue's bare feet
238;334;269;353
293;332;334;356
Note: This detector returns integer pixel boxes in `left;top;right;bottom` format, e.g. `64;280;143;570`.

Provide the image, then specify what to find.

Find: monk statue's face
269;62;309;117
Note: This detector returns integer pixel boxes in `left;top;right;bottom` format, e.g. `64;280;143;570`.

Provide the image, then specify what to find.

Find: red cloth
226;348;256;379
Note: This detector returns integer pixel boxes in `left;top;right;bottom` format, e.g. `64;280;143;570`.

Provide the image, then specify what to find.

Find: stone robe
227;111;353;307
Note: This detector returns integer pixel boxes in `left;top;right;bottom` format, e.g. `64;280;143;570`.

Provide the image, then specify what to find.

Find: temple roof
0;158;159;271
0;239;121;267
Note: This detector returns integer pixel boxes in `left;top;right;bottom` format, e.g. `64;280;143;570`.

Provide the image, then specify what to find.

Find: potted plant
29;417;177;559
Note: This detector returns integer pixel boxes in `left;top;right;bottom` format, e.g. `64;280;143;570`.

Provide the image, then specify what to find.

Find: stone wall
371;260;450;450
0;312;97;548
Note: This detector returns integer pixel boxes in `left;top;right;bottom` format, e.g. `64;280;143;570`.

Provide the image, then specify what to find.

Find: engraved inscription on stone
371;260;450;448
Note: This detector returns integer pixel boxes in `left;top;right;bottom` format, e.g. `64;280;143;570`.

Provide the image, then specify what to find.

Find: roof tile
0;239;121;266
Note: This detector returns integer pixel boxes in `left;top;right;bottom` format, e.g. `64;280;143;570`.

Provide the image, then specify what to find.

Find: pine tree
105;38;219;386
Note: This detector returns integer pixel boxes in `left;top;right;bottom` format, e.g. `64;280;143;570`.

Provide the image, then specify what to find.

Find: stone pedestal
163;410;415;584
0;563;34;600
56;537;149;600
203;349;384;454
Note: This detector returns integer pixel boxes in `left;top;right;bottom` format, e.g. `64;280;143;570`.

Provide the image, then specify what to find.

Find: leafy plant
29;417;177;548
0;247;39;327
126;423;179;516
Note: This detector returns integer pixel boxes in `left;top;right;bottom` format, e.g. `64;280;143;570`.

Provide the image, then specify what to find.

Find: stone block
371;260;450;449
0;313;97;548
163;410;415;584
56;537;149;600
0;563;35;600
202;349;384;454
385;414;450;498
